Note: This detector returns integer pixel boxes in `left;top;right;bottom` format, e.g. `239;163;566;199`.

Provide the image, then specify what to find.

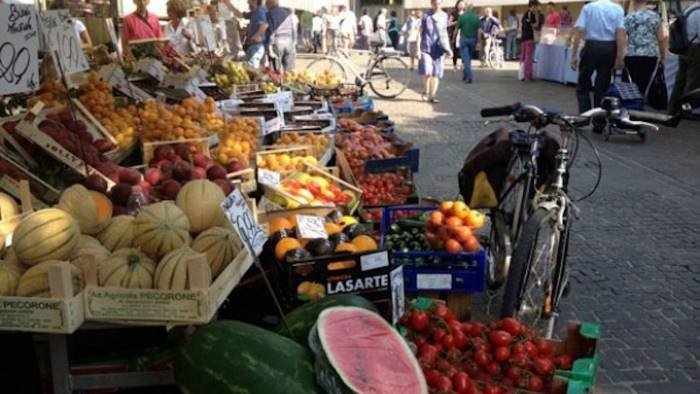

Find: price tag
257;168;280;187
295;215;327;239
98;65;152;102
219;98;242;112
258;195;282;212
416;274;452;290
264;116;282;135
360;252;389;271
135;58;165;81
39;10;89;76
261;91;294;112
0;4;40;95
221;189;267;256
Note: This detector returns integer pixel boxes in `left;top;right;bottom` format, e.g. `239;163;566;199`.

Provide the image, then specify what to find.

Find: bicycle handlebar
480;103;522;118
627;110;680;127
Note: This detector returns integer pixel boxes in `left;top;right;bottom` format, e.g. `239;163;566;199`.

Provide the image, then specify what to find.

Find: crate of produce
83;249;253;325
380;205;486;294
365;147;420;173
142;136;212;164
267;130;334;166
256;146;318;174
331;96;374;114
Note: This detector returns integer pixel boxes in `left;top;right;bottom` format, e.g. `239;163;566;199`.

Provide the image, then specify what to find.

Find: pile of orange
139;97;222;142
425;201;485;254
214;118;260;166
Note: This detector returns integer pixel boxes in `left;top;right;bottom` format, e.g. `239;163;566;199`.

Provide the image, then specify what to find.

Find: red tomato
475;372;491;382
435;375;453;391
502;377;515;388
462;360;479;376
418;344;439;365
448;320;463;334
512;343;525;355
433;327;446;342
494;346;511;361
436;359;451;372
488;322;499;331
517;377;530;389
528;375;544;392
533;357;555;375
445;367;458;378
464;385;480;394
483;385;503;394
486;362;501;376
442;334;455;349
399;311;413;327
470;322;485;337
411;312;429;331
506;366;521;380
453;330;469;349
434;303;449;320
445;310;457;324
524;341;539;358
461;322;472;335
489;330;514;346
453;372;472;393
557;354;574;370
500;317;523;336
424;369;441;387
509;353;529;368
413;335;427;347
536;339;553;356
473;350;490;366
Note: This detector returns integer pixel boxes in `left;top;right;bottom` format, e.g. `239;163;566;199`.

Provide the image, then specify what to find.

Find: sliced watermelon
310;306;428;394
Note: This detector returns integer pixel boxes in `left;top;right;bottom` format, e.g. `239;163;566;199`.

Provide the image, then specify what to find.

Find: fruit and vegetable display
210;61;252;93
257;151;319;172
358;171;414;206
400;302;575;394
213;117;260;169
140;97;222;142
270;170;359;210
271;132;331;160
336;118;395;176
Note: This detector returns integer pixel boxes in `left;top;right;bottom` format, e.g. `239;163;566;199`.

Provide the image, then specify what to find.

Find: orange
453;226;473;244
351;235;378;252
324;222;342;235
335;242;358;253
468;210;486;230
436;226;451;241
463;235;479;252
452;201;471;219
445;216;463;229
274;238;302;261
439;201;454;214
429;211;444;227
445;238;462;253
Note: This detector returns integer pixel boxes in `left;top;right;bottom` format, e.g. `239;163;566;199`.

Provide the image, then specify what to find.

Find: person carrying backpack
669;1;700;113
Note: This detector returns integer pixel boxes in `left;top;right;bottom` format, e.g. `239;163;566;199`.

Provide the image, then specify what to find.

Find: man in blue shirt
266;0;296;72
223;0;268;67
570;0;626;117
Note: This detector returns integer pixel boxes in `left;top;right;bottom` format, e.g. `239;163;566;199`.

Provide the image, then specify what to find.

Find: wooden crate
83;249;253;325
227;167;256;194
256;145;315;171
268;129;334;166
141;136;213;164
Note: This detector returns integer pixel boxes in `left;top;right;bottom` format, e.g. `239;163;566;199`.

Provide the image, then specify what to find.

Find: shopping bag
517;62;525;81
646;63;668;110
606;70;644;110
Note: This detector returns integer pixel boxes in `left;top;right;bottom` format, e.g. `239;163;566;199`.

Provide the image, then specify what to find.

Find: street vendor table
534;44;568;83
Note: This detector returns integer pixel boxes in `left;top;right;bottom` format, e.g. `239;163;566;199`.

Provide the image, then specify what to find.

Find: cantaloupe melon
13;208;81;265
0;192;20;221
70;235;110;272
154;247;211;290
57;184;113;235
191;227;243;278
0;260;22;296
97;215;135;252
99;248;155;289
16;261;84;298
133;202;191;259
175;180;226;233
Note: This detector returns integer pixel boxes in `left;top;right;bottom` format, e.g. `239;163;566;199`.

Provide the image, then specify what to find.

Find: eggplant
343;223;367;239
305;238;334;257
326;210;343;223
328;232;350;248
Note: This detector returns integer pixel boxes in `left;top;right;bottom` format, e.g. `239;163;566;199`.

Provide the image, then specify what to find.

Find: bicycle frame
308;48;402;88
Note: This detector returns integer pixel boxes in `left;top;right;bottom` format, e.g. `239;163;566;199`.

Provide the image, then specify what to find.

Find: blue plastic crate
380;205;487;294
365;148;420;173
332;96;374;114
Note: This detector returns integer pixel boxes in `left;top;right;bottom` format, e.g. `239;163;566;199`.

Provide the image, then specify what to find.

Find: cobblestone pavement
372;62;700;393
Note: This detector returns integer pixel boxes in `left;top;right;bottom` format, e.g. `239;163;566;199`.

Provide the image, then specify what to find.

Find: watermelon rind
313;306;428;394
174;320;322;394
275;294;378;344
308;321;354;394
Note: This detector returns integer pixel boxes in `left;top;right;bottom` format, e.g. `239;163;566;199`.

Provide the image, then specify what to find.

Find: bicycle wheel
367;56;412;98
488;49;503;69
501;207;561;334
306;57;348;84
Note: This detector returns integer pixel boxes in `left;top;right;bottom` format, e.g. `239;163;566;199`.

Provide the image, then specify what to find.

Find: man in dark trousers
570;0;626;119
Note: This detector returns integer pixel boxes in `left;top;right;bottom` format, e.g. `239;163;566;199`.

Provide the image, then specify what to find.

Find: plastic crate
332;96;374;114
365;148;420;173
380;205;486;294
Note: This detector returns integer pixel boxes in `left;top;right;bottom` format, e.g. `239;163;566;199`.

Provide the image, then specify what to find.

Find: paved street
373;62;700;393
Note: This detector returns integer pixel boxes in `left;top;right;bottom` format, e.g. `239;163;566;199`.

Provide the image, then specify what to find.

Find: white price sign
135;58;165;81
264;116;283;135
0;4;40;95
296;215;327;239
262;91;294;112
257;168;280;187
416;274;452;290
221;189;267;256
39;10;89;76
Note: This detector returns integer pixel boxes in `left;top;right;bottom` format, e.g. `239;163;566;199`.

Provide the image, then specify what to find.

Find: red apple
144;167;163;186
192;152;210;168
153;145;175;161
213;179;233;195
193;167;207;179
84;174;108;194
110;183;133;206
206;165;227;180
118;168;142;185
173;161;192;182
159;179;181;200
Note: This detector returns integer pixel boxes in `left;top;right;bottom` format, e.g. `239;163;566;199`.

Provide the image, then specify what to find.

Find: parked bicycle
300;43;413;99
485;37;505;69
460;102;678;337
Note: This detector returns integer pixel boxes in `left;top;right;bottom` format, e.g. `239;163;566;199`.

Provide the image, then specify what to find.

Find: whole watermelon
174;320;322;394
275;294;378;345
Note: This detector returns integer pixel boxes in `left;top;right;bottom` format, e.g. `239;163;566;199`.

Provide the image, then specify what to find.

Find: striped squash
191;227;243;278
175;180;226;233
70;235;110;272
16;261;84;298
99;248;155;289
0;261;22;296
155;247;211;291
97;215;135;252
133;202;191;259
13;208;80;266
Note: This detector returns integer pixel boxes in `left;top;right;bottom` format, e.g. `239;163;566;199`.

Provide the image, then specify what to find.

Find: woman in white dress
165;0;195;56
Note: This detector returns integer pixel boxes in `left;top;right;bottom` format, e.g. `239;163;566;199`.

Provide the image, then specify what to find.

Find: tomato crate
380;205;486;294
364;148;420;173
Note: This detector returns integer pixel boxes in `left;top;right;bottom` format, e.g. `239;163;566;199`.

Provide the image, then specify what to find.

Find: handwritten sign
296;215;327;239
264;114;283;135
135;58;165;82
0;4;39;95
39;10;89;76
97;64;152;102
261;91;294;112
221;189;267;256
257;168;280;187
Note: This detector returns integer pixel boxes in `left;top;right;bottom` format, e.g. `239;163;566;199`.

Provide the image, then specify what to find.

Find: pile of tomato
401;304;573;394
358;172;413;206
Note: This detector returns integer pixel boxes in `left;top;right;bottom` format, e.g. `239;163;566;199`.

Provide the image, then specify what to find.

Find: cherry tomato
436;359;452;372
470;322;485;337
413;335;427;347
418;344;439;365
411;312;429;331
488;321;499;331
494;346;511;361
453;330;469;349
442;334;455;349
509;353;529;368
536;339;553;356
557;354;574;370
517;377;530;389
433;327;446;343
524;341;539;358
528;375;544;392
483;385;503;394
473;350;490;366
500;317;523;336
461;322;472;334
448;320;463;334
503;377;515;387
533;357;555;375
434;303;449;320
464;385;480;394
489;330;513;346
453;372;472;393
462;360;479;376
512;343;525;355
475;371;491;382
435;375;453;391
424;369;441;387
506;366;521;380
486;361;501;376
445;310;457;324
399;311;413;327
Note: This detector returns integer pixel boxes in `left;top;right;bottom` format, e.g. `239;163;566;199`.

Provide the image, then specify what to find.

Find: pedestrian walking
669;1;700;113
222;0;268;68
419;0;452;103
265;0;295;72
505;9;519;60
388;11;400;49
624;0;665;95
375;8;388;46
457;3;480;82
338;5;356;51
402;10;422;70
312;11;323;53
448;1;466;68
300;10;313;52
520;1;539;81
358;9;374;50
570;0;626;115
324;7;340;54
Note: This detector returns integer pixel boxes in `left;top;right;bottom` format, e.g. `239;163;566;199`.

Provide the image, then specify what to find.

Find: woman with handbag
624;0;666;95
419;0;453;103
